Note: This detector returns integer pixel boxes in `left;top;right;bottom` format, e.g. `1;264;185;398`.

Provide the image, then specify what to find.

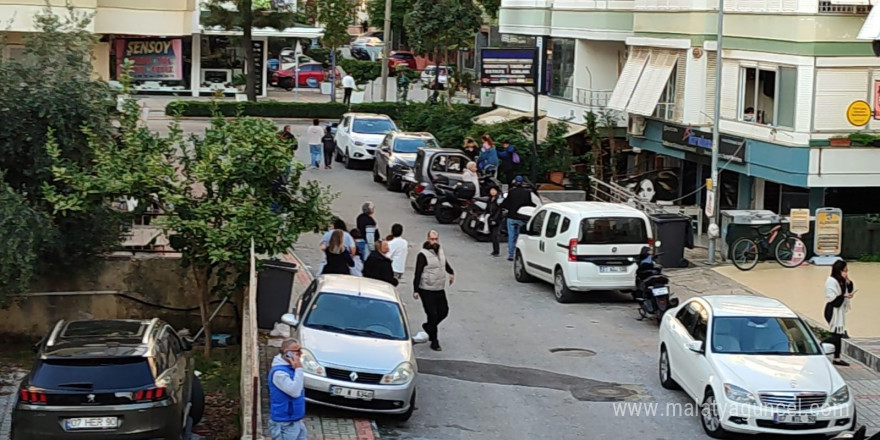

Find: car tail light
415;184;425;194
19;389;47;404
648;238;655;247
133;387;167;402
568;238;578;262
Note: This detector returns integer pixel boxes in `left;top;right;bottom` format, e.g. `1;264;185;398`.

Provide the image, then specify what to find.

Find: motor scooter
634;246;678;323
434;179;477;224
832;426;879;440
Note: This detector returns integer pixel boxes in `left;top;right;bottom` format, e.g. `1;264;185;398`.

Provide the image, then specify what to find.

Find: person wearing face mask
412;230;455;351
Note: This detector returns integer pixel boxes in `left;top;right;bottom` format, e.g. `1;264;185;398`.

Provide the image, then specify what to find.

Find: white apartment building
497;0;880;215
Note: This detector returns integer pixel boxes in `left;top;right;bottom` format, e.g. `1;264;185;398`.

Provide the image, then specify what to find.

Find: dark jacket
363;252;398;286
322;133;335;151
463;147;479;163
500;186;536;221
323;249;354;275
357;213;379;243
487;194;504;227
496;145;516;172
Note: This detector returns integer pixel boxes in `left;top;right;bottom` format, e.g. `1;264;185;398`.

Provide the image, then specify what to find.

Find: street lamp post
379;0;392;102
707;0;725;264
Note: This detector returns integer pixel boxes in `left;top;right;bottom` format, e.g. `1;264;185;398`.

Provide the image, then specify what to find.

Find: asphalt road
275;132;705;440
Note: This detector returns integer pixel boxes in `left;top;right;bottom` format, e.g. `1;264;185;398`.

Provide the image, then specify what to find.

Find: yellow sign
789;209;810;236
814;208;843;256
846;100;872;127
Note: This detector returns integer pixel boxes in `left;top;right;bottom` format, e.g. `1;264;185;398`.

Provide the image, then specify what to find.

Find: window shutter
673;51;687;122
705;52;717;123
719;59;740;120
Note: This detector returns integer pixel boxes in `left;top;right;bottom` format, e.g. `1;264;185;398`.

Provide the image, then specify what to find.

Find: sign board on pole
811;207;843;265
846;100;872;127
705;190;715;218
480;48;536;87
788;208;810;236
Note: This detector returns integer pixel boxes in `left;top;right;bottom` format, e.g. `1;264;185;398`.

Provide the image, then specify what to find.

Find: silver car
281;275;428;421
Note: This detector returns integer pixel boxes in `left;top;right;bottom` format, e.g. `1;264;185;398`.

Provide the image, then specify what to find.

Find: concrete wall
0;255;238;338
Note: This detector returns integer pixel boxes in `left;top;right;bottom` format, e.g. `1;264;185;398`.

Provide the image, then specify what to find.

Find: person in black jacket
362;240;398;286
321;126;335;169
499;176;536;261
487;186;504;257
323;230;354;275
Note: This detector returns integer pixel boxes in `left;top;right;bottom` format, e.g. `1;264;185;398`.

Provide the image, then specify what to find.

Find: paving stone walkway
0;368;26;439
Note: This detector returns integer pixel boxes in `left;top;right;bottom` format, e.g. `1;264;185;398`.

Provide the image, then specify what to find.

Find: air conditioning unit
628;115;646;136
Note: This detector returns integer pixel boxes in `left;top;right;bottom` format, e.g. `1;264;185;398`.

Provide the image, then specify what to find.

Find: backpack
511;151;521;164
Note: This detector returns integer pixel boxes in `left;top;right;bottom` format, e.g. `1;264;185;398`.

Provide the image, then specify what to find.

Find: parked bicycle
730;224;807;271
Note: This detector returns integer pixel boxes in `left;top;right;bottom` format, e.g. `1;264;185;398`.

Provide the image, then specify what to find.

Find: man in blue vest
267;338;307;440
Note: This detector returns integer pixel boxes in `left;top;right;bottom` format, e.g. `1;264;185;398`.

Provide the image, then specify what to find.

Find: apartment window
738;66;797;128
499;34;537;48
547;38;575;100
3;46;26;61
653;66;676;120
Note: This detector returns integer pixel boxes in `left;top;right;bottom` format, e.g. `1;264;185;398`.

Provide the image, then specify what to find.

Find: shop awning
200;25;324;39
858;4;880;39
536;117;585;143
607;48;649;111
626;50;679;116
473;107;535;125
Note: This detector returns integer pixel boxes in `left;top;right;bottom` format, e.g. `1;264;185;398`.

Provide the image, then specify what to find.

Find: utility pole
707;0;725;264
379;0;393;102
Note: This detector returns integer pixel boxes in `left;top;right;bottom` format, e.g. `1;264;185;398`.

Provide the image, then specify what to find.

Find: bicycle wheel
731;237;760;271
774;236;807;268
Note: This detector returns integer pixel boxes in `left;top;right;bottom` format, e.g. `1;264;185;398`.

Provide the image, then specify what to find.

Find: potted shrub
539;122;573;185
232;73;247;101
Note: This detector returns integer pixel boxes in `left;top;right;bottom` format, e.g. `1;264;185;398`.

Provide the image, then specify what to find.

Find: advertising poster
116;38;183;81
814;208;843;256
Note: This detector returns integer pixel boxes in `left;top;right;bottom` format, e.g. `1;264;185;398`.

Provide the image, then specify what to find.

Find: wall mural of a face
622;169;679;203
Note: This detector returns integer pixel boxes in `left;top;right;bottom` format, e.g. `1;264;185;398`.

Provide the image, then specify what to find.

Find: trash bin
256;260;299;330
649;213;694;268
719;210;780;260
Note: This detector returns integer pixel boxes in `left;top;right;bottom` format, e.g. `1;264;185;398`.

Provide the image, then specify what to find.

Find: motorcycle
833;426;879;440
460;195;508;242
633;246;678;323
433;178;477;224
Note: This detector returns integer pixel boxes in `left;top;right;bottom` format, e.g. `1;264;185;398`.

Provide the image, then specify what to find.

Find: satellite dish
873;40;880;57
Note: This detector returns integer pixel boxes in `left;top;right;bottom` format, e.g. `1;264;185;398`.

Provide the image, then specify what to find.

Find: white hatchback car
513;202;654;303
658;295;855;438
281;275;429;421
334;113;398;169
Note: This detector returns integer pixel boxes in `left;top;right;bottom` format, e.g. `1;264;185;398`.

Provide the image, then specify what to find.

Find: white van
513;202;654;303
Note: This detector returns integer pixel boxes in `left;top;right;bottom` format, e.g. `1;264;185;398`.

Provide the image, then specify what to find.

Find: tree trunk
330;47;337;103
193;265;213;358
242;0;257;101
443;46;453;109
606;125;616;184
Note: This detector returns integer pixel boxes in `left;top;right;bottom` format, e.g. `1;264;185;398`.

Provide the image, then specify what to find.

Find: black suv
11;318;204;440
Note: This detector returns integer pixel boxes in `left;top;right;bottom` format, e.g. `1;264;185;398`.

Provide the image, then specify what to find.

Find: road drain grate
549;348;596;357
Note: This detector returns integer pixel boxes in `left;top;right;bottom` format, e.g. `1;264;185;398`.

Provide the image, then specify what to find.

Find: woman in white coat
823;259;855;366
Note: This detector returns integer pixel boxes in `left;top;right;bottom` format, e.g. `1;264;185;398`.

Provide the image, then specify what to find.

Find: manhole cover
549;348;596;357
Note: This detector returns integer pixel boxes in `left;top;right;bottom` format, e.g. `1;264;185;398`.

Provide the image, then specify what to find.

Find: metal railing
240;240;262;440
818;1;871;13
575;88;613;108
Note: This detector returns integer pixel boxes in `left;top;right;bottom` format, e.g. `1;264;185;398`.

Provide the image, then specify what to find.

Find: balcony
818;0;871;14
575;88;613;107
94;0;196;35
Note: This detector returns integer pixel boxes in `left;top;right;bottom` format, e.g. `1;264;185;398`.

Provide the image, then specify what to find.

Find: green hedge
165;101;487;123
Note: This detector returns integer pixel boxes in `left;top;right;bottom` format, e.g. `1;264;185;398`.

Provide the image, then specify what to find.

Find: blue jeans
268;419;307;440
309;144;322;167
507;218;526;259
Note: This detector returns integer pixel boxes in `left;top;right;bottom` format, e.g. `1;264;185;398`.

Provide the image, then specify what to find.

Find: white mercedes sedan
658;295;856;438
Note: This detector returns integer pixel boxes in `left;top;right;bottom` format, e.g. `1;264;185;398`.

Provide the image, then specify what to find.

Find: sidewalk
669;266;880;433
258;252;380;440
0;368;26;439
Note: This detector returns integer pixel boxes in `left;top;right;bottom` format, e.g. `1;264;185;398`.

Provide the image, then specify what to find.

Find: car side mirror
520;225;530;235
686;340;704;354
822;342;836;355
412;331;429;344
280;313;299;327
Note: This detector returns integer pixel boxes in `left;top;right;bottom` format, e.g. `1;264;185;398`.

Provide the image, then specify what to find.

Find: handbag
512;152;521;164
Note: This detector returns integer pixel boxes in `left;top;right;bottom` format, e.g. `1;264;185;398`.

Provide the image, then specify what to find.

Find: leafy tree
477;0;501;18
316;0;357;102
338;59;381;86
366;0;412;47
45;73;337;356
398;103;484;149
202;0;299;101
0;7;127;305
406;0;482;108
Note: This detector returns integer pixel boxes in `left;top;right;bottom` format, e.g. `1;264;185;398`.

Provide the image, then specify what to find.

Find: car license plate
652;287;669;296
65;417;118;430
773;413;817;424
330;386;374;401
599;266;626;273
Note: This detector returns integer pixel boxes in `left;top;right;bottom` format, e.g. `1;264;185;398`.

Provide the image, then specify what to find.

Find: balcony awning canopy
199;25;324;38
474;107;536;125
857;4;880;40
607;48;679;116
536;117;585;143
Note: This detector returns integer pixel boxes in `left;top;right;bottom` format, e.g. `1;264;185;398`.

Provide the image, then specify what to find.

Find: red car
387;51;417;71
271;62;328;90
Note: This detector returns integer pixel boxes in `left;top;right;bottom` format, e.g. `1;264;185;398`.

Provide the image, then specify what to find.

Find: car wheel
700;389;729;439
553;268;575;303
514;251;534;283
386;168;400;191
335;146;344;162
394;389;416;422
372;162;383;182
659;346;680;390
189;377;205;425
344;149;353;169
435;205;459;224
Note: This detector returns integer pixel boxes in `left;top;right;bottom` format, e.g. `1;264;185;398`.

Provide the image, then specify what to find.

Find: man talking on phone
267;338;307;440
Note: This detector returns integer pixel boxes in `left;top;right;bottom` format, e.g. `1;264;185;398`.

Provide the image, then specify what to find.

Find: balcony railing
575;88;613;108
818;1;871;13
